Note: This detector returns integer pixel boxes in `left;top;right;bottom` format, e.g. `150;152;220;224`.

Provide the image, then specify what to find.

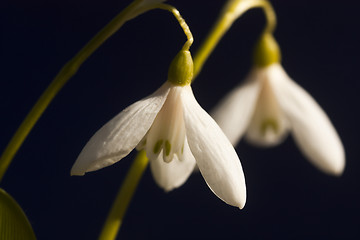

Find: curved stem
98;151;148;240
157;4;194;51
193;0;276;79
0;0;156;182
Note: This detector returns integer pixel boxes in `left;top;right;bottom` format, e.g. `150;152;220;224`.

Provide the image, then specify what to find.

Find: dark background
1;0;359;239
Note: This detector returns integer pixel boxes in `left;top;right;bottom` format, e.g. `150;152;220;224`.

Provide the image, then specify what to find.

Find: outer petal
150;138;196;192
211;69;262;145
71;83;171;176
269;64;345;175
181;86;246;208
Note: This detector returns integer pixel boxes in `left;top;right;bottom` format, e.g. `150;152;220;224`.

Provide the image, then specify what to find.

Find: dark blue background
1;0;359;239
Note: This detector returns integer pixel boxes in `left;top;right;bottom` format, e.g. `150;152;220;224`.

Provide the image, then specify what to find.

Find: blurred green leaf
0;188;36;240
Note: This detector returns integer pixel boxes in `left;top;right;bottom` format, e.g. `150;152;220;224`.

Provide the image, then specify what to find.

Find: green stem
98;151;148;240
0;0;149;182
157;4;194;51
193;0;276;79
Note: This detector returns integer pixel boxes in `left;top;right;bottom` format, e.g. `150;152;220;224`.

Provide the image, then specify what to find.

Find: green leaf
0;188;36;240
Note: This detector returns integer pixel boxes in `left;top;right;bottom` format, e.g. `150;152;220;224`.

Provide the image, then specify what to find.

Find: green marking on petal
165;140;171;156
260;119;278;136
136;138;147;151
181;145;184;154
153;140;163;154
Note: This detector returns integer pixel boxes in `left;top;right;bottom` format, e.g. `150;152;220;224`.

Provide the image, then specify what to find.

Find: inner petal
145;86;186;163
245;77;289;147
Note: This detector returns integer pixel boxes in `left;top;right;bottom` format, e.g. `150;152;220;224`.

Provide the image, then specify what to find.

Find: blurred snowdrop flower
212;33;345;176
71;50;246;208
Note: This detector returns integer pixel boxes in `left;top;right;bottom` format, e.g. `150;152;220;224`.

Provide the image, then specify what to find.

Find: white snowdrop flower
71;50;246;208
212;33;345;176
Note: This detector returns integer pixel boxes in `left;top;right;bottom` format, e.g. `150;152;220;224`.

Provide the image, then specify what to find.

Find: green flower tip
253;33;281;67
168;50;194;86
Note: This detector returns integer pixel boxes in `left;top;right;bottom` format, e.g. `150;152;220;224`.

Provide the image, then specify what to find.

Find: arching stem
193;0;276;79
98;151;148;240
158;4;194;51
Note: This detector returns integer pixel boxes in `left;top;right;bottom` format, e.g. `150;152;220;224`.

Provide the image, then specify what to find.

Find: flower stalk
193;0;276;79
157;4;193;51
98;151;148;240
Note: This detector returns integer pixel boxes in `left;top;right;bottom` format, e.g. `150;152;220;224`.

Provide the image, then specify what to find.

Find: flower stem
193;0;276;79
98;151;148;240
157;4;194;51
0;0;150;182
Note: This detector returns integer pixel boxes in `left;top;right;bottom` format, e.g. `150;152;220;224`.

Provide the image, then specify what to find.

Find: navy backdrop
1;0;360;239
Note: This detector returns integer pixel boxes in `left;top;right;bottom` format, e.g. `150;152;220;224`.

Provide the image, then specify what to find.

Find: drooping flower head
212;33;345;176
71;50;247;208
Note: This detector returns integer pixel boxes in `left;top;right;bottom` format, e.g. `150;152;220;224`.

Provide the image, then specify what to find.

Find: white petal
181;86;246;208
211;69;262;145
245;68;290;147
71;82;171;176
150;138;196;192
269;64;345;175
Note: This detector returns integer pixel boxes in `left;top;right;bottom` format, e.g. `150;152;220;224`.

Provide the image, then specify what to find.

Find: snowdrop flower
212;33;345;176
71;50;246;208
